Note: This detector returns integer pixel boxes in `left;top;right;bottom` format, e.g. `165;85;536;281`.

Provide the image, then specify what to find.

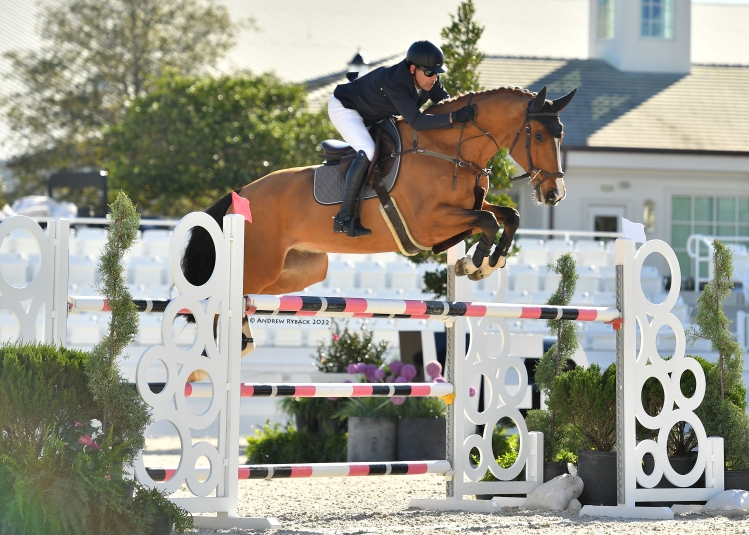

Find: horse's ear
531;86;547;112
550;88;578;112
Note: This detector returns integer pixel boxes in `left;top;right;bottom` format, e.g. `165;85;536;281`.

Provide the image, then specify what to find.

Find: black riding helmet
406;40;446;73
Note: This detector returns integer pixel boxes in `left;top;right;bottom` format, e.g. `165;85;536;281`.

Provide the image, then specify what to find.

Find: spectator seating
324;261;356;289
510;264;540;292
140;229;173;257
640;265;663;296
69;254;99;286
387;262;420;292
546;239;574;264
356;261;387;290
76;227;108;256
67;314;100;346
599;265;617;293
574;240;609;266
0;253;30;286
516;238;546;265
129;256;166;287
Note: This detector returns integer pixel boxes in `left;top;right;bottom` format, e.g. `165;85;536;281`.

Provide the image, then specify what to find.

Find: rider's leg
328;97;374;237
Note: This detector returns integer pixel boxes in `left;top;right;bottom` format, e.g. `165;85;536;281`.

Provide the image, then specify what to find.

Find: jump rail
145;382;454;398
146;460;452;482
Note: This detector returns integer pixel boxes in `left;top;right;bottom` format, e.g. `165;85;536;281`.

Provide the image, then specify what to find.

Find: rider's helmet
406;40;446;73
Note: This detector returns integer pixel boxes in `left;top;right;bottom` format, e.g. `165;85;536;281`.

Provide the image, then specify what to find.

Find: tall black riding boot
333;150;371;237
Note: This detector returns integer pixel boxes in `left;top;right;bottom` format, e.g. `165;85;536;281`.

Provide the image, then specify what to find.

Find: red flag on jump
231;191;252;223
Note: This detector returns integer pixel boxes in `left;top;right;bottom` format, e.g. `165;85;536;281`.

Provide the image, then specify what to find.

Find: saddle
312;118;401;205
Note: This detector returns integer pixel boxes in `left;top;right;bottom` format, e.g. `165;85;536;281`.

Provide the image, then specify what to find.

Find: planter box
578;450;617;506
346;416;396;462
543;461;569;483
396;418;446;461
725;470;749;491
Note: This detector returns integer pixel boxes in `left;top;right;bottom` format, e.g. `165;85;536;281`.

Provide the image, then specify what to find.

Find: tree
417;1;517;297
688;240;743;397
440;0;484;97
104;72;337;216
1;0;242;197
532;253;580;459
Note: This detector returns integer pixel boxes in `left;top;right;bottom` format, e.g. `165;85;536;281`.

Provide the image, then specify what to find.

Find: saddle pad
313;119;402;206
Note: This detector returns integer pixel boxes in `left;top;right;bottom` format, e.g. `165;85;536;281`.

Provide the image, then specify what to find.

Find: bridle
507;98;565;201
391;93;564;199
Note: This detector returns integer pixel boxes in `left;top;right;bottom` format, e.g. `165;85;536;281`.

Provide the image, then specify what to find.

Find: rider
329;40;477;237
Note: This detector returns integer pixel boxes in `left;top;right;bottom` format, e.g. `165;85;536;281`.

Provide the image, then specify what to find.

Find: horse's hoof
494;256;507;269
455;256;478;277
467;270;484;281
467;257;493;281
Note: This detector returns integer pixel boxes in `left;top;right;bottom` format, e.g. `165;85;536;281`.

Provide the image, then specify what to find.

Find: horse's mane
426;86;535;113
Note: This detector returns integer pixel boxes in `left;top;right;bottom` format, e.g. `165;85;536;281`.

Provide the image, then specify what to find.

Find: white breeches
328;96;375;160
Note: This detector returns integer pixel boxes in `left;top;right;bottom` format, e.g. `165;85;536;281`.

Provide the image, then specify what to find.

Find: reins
390;93;563;193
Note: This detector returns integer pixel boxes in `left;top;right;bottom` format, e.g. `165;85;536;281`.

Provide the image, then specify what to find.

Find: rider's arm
388;87;452;131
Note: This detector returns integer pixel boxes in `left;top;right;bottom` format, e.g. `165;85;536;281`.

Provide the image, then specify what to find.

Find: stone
702;489;749;517
524;474;584;511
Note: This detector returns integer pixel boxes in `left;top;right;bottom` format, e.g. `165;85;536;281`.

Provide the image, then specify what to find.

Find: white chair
141;229;173;256
68;254;98;286
640;265;663;296
0;310;19;343
727;244;749;283
138;314;163;346
502;290;532;304
374;288;406;300
307;328;330;347
405;289;431;300
546;239;575;264
593;292;617;307
387;262;420;291
516;238;546;265
599;265;617;293
372;319;399;346
573;291;595;305
275;328;303;347
531;291;552;305
576;265;601;295
325;261;356;290
129;256;166;287
473;290;497;303
575;240;609;266
543;270;561;293
76;227;108;256
605;241;618;266
510;264;540;292
9;229;40;255
68;314;101;346
357;261;387;291
0;253;29;286
478;269;500;293
586;322;616;351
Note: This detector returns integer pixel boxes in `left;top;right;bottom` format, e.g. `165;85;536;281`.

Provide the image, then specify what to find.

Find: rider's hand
452;105;476;124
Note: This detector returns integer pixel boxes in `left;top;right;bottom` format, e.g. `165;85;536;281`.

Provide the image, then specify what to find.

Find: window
641;0;673;39
671;196;749;278
598;0;615;40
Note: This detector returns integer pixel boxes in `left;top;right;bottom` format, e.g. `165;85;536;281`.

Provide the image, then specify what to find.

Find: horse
181;85;576;379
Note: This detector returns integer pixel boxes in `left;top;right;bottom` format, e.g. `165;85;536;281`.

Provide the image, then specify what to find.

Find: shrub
314;320;389;373
245;422;346;464
547;363;617;452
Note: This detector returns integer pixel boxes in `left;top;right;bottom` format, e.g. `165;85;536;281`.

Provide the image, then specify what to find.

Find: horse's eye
534;133;544;142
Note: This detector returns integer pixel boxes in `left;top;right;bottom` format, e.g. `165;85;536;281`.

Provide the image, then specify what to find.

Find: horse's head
508;86;577;207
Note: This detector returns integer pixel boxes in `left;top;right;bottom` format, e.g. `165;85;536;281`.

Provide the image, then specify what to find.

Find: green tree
532;253;579;459
104;72;337;216
440;0;484;97
688;240;743;398
1;0;241;198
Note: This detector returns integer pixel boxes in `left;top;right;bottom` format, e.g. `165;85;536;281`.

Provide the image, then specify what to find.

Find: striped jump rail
69;296;180;314
146;460;452;482
143;382;454;398
245;294;622;323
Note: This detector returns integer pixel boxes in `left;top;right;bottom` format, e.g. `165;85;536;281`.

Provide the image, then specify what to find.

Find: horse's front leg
454;209;501;281
483;203;520;269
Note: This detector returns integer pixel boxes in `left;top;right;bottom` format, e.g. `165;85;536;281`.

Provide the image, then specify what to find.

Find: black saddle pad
313;118;402;205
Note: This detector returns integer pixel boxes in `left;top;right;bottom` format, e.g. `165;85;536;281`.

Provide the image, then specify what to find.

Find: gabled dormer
589;0;691;74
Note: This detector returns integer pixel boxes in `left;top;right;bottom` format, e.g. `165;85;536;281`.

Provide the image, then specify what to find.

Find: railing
514;228;622;241
686;234;749;291
26;216;182;228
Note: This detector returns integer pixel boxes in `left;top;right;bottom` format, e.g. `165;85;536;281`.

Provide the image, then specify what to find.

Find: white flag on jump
621;218;647;243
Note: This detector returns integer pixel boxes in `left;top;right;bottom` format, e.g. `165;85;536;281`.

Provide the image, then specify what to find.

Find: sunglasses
417;66;438;78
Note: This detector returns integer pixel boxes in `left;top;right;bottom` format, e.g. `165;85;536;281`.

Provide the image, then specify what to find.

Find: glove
452;105;476;123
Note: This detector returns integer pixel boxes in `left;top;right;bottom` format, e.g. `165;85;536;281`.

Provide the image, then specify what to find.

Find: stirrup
346;217;371;238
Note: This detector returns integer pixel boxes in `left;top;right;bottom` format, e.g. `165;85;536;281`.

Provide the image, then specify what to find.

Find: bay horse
181;85;576;379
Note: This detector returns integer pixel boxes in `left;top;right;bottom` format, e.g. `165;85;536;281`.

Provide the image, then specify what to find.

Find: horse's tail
180;189;239;322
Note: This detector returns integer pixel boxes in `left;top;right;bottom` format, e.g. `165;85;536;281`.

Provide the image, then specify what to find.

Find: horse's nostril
546;190;557;204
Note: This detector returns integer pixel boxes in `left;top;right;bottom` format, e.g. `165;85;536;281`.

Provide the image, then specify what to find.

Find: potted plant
688;240;749;490
548;363;617;506
526;253;581;480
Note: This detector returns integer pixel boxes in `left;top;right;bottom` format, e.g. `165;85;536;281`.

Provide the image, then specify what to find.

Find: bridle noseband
507;99;564;199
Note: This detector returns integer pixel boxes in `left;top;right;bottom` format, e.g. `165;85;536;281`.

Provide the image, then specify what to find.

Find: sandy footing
165;474;749;534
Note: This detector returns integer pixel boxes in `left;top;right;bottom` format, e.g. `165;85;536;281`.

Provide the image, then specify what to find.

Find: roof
308;56;749;154
2;0;749;159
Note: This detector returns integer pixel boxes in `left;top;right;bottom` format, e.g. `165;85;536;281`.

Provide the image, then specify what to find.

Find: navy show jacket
333;59;452;130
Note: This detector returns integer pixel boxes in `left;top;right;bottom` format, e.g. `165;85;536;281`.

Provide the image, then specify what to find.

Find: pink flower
390;397;406;406
327;397;339;401
332;334;340;341
389;360;403;376
77;435;89;445
75;421;85;427
92;443;101;451
469;386;476;397
104;474;111;480
425;361;442;379
400;364;417;381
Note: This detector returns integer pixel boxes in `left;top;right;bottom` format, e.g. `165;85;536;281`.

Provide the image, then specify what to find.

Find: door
588;205;626;241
